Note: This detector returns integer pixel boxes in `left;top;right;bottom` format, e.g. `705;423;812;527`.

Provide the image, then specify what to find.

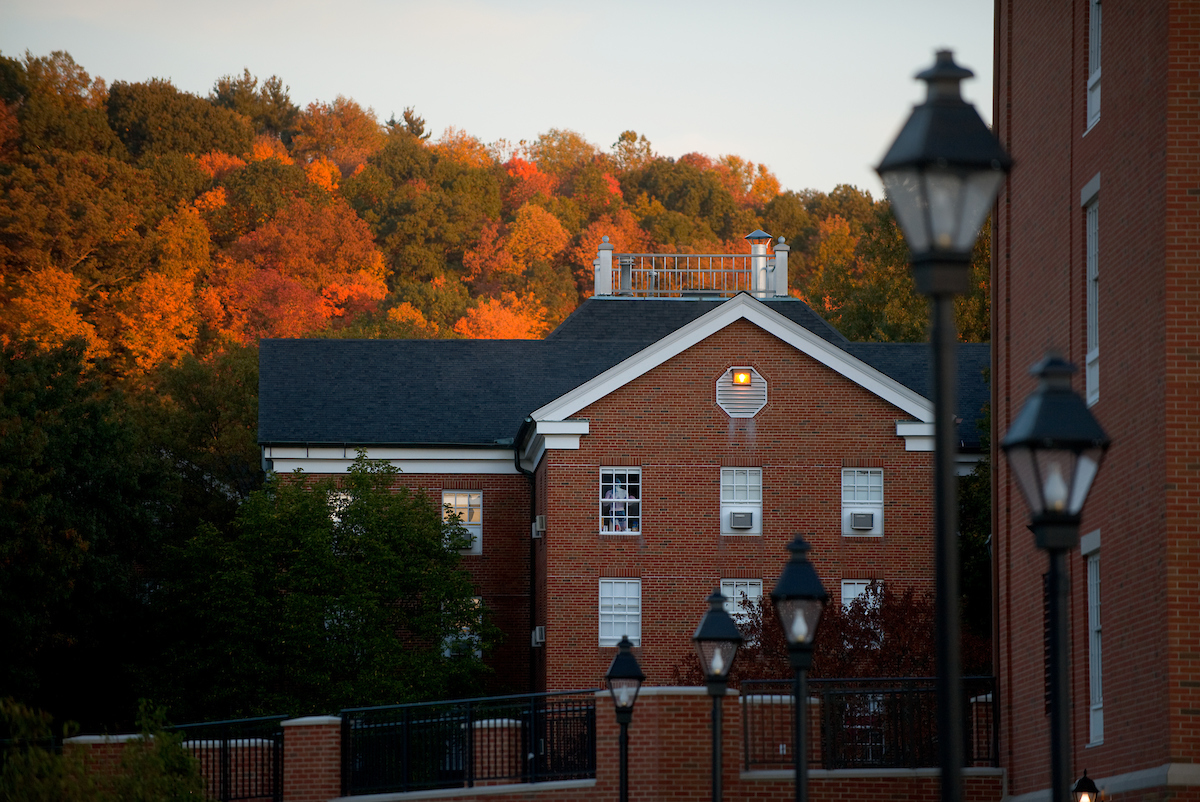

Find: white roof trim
519;419;589;471
262;445;520;475
531;294;934;424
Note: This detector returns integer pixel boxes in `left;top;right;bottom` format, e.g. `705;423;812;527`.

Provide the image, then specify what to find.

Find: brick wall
994;0;1198;797
539;321;935;689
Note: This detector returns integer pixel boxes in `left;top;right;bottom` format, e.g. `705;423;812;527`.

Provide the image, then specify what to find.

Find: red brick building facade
993;1;1200;798
261;286;988;697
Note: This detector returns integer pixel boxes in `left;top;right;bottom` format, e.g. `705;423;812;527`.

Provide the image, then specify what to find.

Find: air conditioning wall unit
531;626;546;647
843;508;883;536
729;511;754;529
534;515;547;534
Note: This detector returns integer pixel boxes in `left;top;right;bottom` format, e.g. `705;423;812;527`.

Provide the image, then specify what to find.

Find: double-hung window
842;468;883;536
443;491;482;555
599;579;641;646
600;468;641;533
1087;0;1102;129
721;468;762;535
721;578;763;623
1082;174;1100;405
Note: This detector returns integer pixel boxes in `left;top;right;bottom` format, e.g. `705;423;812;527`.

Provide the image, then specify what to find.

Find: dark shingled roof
259;296;990;451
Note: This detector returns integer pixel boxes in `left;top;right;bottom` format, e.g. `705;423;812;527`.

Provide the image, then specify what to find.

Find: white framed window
721;467;762;535
1084;530;1103;744
721;578;763;623
600;468;641;533
1087;0;1102;129
841;579;872;608
599;579;641;646
1086;197;1100;405
328;490;351;524
842;468;883;536
443;491;482;555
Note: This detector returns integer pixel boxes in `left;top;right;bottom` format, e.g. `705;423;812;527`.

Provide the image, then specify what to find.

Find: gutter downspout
513;417;537;694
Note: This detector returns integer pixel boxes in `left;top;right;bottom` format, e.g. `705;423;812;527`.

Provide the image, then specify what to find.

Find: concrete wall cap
64;734;145;744
281;715;341;727
593;685;739;698
331;777;596;801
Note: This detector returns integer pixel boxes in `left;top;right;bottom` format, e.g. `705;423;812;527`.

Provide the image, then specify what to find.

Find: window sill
842;533;884;539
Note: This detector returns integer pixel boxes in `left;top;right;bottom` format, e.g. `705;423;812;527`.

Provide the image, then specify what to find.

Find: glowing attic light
732;369;752;386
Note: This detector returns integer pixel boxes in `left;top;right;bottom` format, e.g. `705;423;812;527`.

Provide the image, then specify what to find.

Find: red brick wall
994;0;1196;796
280;716;340;802
539;321;935;689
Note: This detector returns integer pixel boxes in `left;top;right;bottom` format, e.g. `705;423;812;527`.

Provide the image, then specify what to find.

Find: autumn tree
290;95;384;176
610;130;653;174
207;196;387;342
0;51;125;158
453;292;547;339
210;68;300;142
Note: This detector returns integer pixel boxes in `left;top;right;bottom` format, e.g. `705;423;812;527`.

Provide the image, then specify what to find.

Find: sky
0;0;994;198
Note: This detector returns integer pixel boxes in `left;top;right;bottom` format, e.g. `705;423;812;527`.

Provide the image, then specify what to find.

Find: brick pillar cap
281;715;341;727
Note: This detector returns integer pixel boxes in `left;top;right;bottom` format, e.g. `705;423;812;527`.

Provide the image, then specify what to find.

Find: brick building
259;242;989;695
992;1;1200;799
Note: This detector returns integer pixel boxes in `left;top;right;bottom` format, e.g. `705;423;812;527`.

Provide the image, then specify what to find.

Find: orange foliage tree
452;292;547;339
207;198;387;341
290;96;384;177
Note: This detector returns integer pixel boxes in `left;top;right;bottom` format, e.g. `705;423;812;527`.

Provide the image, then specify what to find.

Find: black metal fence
340;690;598;796
742;676;996;771
173;715;286;802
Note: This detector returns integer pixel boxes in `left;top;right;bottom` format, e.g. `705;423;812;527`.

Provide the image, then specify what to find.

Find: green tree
210;69;299;142
150;454;494;719
107;78;254;160
0;342;160;728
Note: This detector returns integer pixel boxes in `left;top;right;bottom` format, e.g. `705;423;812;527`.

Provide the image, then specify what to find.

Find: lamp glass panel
881;168;931;253
694;640;740;680
925;170;965;251
775;598;824;646
955;170;1006;251
1004;445;1045;516
1068;449;1102;515
1034;449;1082;515
608;677;641;709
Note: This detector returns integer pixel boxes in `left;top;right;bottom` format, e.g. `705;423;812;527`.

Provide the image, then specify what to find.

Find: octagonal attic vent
716;367;767;417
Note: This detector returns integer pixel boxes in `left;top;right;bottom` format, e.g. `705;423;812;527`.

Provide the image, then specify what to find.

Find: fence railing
742;676;996;771
340;689;599;796
611;254;770;297
173;715;286;802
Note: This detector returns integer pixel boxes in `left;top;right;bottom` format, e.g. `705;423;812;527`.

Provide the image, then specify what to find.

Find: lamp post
1002;356;1110;802
876;49;1012;802
771;536;829;802
693;590;743;802
605;635;645;802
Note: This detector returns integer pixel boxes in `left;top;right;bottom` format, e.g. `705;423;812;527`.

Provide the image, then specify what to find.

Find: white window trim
443;491;483;555
600;467;641;534
841;579;873;608
1082;174;1100;407
1083;529;1102;745
599;578;641;646
1086;0;1102;130
842;468;884;536
721;467;763;536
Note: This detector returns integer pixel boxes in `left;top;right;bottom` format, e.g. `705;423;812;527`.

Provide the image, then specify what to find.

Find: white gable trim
531;294;934;425
519;419;590;471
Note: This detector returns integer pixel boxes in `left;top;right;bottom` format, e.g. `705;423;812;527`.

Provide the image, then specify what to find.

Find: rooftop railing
593;233;791;298
173;715;286;802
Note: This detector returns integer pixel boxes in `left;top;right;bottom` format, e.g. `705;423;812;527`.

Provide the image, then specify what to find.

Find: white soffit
530;294;934;424
262;445;520;475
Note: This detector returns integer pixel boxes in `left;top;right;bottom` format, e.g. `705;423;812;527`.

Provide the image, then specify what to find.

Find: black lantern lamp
771;536;828;802
693;590;743;802
1003;355;1109;802
605;635;645;723
605;635;645;802
1001;355;1111;550
1073;771;1100;802
771;536;829;671
876;49;1012;295
693;590;744;694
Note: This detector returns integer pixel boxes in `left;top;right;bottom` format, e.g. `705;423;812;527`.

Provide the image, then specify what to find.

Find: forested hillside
0;51;991;730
